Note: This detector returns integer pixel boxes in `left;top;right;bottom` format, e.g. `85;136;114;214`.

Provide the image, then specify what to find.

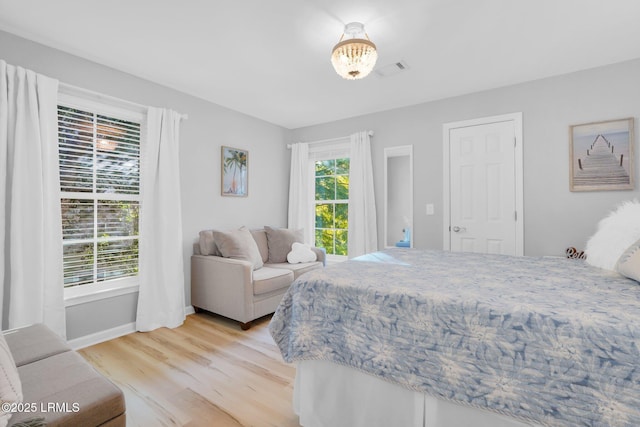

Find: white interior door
443;114;523;255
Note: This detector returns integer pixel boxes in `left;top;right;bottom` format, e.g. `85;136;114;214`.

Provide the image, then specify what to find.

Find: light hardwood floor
78;313;300;427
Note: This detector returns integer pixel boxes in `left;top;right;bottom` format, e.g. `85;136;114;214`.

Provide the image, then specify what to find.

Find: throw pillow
287;242;317;264
211;227;263;270
0;333;23;427
198;230;221;256
616;238;640;283
264;226;303;264
585;200;640;270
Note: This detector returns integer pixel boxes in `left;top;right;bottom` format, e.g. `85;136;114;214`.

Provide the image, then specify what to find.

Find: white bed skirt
294;360;541;427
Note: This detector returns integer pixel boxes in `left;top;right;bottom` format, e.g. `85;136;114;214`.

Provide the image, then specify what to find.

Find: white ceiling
2;0;640;129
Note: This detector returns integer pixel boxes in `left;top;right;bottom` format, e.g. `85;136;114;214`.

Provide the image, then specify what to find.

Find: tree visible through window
315;158;349;256
58;105;141;288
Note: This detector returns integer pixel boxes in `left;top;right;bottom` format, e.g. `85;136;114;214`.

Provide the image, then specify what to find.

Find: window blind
58;105;141;288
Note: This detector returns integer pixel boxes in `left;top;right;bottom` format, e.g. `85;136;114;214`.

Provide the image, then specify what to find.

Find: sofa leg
239;321;252;331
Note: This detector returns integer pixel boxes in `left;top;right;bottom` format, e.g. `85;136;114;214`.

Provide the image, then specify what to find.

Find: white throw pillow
0;333;22;427
585;200;640;270
617;238;640;283
287;242;317;264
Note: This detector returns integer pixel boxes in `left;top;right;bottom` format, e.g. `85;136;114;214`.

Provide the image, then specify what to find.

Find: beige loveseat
191;227;325;329
1;323;125;426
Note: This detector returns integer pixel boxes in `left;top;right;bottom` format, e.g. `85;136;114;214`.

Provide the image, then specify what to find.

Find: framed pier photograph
569;118;634;192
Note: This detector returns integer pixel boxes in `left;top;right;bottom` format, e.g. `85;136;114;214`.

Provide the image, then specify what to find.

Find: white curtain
136;107;185;332
347;131;378;258
287;142;314;244
0;60;66;337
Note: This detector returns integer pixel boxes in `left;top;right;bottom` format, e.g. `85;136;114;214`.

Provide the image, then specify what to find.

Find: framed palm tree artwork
221;146;248;197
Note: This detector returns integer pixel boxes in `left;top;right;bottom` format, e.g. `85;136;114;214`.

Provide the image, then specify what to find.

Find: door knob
452;226;466;233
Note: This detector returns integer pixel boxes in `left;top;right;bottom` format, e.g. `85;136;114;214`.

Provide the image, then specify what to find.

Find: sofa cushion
250;229;269;264
252;267;293;296
267;261;323;280
212;226;264;270
4;324;70;367
0;333;22;427
12;351;125;427
264;226;303;263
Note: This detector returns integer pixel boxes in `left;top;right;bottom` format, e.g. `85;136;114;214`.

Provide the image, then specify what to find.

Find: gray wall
0;31;291;340
4;28;640;340
291;59;640;256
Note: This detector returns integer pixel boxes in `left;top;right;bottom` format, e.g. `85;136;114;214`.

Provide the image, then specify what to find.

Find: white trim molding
68;322;136;350
68;306;196;349
64;279;139;307
383;145;414;249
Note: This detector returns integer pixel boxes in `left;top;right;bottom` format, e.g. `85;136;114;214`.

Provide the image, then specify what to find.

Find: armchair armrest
311;247;327;266
190;255;254;323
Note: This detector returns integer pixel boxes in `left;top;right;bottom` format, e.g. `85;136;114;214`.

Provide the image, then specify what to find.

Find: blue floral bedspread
269;249;640;427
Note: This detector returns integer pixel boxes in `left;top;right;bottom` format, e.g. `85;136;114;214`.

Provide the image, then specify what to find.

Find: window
314;158;349;256
58;103;141;293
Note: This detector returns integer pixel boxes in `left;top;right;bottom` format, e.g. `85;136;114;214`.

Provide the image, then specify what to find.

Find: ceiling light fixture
331;22;378;80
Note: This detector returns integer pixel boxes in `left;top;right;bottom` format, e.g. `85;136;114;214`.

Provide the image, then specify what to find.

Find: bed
269;248;640;427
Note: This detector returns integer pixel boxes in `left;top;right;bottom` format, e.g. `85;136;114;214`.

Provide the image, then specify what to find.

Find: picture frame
221;146;248;197
569;118;634;192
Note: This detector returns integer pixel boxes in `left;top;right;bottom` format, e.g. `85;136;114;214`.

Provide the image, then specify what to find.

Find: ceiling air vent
375;60;410;78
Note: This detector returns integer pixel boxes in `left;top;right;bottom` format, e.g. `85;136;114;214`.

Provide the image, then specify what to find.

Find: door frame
442;112;524;255
384;145;414;248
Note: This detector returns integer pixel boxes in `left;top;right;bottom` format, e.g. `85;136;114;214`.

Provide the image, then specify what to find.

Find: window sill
64;278;139;307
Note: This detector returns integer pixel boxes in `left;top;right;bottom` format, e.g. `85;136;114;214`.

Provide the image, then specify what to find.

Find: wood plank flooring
78;313;300;427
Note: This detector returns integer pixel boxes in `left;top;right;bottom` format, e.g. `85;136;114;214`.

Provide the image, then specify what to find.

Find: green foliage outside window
315;158;349;255
61;199;139;286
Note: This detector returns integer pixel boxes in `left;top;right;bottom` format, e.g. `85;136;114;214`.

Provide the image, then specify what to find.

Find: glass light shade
331;39;378;80
331;22;378;80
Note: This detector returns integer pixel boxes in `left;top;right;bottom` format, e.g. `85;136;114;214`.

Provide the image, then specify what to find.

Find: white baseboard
69;305;196;350
68;322;136;350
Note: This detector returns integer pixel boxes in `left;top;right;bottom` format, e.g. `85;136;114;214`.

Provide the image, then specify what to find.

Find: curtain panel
348;131;378;258
287;142;314;244
136;107;186;332
0;60;66;337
